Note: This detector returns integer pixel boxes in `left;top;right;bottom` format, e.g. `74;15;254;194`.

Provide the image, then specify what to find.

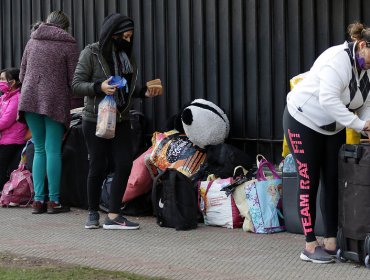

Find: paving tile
0;208;369;279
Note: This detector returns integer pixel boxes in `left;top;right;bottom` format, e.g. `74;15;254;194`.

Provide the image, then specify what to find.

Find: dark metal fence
1;0;368;163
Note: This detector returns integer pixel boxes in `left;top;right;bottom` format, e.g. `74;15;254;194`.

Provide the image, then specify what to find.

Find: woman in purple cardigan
18;11;80;214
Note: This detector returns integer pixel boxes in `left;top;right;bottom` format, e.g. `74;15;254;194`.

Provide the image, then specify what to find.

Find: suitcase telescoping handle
340;144;362;162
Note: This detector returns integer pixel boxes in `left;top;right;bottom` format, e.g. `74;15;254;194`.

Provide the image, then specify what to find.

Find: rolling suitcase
337;143;370;268
282;154;325;236
60;114;89;209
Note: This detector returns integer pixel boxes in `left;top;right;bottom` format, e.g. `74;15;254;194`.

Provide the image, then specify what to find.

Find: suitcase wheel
365;235;370;268
337;228;347;252
336;249;348;263
365;255;370;269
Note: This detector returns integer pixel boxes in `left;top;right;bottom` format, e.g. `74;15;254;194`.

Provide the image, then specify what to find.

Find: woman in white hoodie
283;23;370;264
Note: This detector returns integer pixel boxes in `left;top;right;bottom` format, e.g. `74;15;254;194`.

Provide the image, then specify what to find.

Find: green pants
25;113;64;202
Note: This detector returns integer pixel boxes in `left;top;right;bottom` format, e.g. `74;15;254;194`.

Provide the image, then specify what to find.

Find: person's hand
145;86;162;97
363;120;370;138
145;79;163;97
101;77;117;95
363;120;370;131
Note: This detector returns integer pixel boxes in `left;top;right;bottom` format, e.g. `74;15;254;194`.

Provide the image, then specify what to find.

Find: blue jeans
25;113;64;202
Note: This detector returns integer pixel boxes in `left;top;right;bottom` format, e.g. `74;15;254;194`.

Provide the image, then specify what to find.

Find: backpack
152;168;198;230
99;173;114;212
0;163;34;207
99;173;153;216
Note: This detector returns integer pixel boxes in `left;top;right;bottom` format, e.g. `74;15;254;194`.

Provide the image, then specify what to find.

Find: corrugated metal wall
1;0;369;163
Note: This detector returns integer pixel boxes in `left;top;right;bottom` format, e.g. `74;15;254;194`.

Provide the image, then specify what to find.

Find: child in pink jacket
0;68;27;190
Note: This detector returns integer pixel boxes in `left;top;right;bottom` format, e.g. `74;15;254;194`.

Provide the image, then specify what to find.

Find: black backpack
152;169;198;231
100;173;153;216
99;173;114;213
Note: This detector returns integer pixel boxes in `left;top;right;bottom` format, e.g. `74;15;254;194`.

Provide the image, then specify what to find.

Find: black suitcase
60;115;89;209
282;155;325;236
337;143;370;268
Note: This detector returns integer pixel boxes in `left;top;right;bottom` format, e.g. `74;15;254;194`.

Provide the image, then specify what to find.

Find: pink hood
0;88;27;145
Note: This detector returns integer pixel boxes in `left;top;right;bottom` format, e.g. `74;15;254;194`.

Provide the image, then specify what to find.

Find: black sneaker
85;211;100;229
300;246;335;264
103;215;140;230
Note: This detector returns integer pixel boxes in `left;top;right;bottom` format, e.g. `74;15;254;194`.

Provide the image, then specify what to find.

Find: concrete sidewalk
1;207;370;280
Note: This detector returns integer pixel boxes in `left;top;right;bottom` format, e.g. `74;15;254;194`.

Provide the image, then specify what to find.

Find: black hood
98;13;134;64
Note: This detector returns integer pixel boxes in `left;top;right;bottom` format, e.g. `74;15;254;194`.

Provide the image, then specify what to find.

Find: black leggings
283;108;345;242
82;120;133;213
0;144;24;190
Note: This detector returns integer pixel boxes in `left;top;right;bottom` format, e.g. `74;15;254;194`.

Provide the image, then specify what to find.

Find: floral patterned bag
147;130;206;178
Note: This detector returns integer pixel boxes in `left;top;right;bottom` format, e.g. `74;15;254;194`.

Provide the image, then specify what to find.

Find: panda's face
181;99;230;148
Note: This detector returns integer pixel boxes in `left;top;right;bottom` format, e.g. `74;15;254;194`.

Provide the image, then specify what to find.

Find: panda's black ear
174;112;185;133
182;108;193;126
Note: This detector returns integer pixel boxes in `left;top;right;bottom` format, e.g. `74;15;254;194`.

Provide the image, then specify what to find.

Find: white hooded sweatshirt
287;41;370;135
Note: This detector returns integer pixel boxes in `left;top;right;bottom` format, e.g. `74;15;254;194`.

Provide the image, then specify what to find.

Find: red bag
0;163;34;207
123;148;153;202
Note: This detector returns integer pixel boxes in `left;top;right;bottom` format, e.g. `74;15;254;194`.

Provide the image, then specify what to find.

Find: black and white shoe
103;215;140;230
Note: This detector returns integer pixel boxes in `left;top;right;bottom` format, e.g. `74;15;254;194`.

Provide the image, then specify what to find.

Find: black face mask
113;37;132;55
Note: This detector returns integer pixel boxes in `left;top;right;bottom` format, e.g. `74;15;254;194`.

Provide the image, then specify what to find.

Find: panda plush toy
180;98;253;178
181;99;230;148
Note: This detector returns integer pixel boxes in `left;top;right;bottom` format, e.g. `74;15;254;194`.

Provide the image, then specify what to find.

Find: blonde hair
347;21;370;42
46;11;70;31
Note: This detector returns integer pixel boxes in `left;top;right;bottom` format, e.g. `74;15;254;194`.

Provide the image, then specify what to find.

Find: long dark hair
0;68;21;88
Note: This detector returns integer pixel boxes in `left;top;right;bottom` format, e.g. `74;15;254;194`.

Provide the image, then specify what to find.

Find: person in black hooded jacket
72;13;162;230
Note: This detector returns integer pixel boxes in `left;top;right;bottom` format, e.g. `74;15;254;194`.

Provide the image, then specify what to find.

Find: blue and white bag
245;157;285;234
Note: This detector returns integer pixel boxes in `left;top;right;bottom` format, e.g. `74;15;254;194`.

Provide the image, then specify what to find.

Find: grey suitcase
282;154;325;236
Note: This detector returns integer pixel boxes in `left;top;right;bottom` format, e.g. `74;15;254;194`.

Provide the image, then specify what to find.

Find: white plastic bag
199;177;243;229
96;95;116;139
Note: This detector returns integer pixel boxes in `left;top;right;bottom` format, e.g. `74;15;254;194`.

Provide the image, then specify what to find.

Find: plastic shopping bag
245;158;285;233
96;95;117;139
109;76;128;92
199;177;243;229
